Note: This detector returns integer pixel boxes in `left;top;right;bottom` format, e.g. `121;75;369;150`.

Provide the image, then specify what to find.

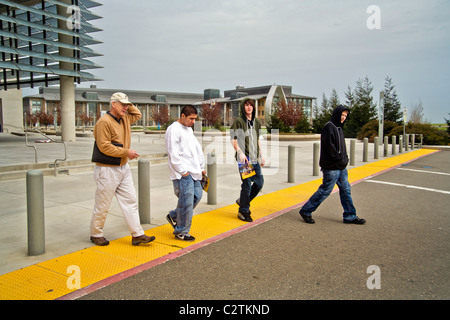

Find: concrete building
198;84;316;126
23;84;316;129
23;85;204;128
0;0;103;139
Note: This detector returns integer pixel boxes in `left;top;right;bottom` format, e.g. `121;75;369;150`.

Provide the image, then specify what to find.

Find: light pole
403;107;407;147
378;91;384;141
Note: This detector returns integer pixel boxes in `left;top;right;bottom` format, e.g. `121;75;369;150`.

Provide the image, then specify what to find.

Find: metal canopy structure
0;0;103;90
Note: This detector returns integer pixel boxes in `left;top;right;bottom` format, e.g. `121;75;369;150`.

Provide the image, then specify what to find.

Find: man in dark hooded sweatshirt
230;98;265;222
299;105;366;224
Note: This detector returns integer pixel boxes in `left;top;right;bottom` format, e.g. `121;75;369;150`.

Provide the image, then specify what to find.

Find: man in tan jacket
90;92;155;246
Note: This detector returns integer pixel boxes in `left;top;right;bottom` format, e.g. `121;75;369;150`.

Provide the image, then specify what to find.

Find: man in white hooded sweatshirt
165;105;206;241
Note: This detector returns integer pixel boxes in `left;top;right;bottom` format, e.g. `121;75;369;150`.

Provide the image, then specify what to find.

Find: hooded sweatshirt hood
239;97;256;121
330;104;350;127
319;104;350;170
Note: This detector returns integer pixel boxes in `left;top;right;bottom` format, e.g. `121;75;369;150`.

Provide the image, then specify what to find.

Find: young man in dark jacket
299;105;366;224
230;98;265;222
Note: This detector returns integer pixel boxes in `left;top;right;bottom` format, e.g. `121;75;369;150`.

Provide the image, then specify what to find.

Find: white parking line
396;168;450;176
365;180;450;195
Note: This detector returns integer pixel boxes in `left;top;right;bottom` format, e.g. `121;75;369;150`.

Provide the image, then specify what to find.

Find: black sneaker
344;217;366;224
299;211;315;224
166;214;176;229
238;211;253;222
175;233;195;241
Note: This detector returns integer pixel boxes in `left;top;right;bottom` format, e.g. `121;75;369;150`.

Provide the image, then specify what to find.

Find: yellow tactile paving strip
0;149;438;300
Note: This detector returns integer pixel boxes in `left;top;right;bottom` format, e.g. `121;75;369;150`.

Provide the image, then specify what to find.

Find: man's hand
127;149;140;160
239;151;248;164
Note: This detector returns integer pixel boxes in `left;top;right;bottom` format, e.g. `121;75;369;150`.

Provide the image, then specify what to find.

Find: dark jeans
169;175;203;235
300;168;356;222
239;162;264;214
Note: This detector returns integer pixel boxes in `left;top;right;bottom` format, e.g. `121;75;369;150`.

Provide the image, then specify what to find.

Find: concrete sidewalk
0;131;412;276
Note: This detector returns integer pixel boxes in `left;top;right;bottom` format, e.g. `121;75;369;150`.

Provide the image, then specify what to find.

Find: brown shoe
132;234;156;246
90;236;109;246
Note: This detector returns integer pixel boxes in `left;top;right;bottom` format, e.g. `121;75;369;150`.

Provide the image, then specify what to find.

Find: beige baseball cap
110;92;133;105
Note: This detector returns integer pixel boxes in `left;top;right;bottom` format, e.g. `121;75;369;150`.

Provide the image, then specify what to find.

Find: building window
31;100;42;113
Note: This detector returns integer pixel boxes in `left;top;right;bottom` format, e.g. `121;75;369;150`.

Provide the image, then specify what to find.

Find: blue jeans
169;175;203;235
239;162;264;214
300;169;356;222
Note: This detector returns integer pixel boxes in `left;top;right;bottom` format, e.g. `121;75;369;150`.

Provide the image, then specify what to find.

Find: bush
267;113;291;133
358;120;449;145
390;123;449;146
294;117;312;133
357;120;398;142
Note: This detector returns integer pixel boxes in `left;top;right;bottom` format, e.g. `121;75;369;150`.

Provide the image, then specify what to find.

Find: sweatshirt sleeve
165;126;188;176
198;142;205;171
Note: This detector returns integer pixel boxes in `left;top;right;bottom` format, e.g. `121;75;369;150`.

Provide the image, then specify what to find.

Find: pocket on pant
322;170;340;186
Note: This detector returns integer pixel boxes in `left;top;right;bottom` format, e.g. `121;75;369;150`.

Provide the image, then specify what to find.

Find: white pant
90;164;144;238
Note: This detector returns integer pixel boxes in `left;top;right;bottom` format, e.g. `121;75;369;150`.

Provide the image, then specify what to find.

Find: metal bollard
207;152;217;205
374;137;379;159
405;134;409;151
138;158;150;224
350;140;355;166
399;135;403;153
313;143;320;176
392;136;397;155
411;134;415;150
384;136;389;157
288;145;295;183
363;138;368;162
27;170;45;256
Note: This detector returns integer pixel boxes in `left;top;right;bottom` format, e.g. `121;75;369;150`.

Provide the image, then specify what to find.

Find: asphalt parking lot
78;150;450;302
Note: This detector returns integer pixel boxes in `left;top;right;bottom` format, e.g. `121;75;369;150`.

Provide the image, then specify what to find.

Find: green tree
345;76;377;137
383;76;402;124
329;88;340;110
267;113;290;133
344;85;355;108
294;116;312;133
312;93;332;133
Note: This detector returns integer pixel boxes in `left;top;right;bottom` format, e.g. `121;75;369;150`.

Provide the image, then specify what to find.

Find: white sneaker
175;233;195;241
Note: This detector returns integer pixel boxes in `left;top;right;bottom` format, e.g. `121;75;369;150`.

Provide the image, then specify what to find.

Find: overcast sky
53;1;450;122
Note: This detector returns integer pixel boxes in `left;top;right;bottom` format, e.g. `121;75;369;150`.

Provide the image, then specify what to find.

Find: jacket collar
107;111;122;124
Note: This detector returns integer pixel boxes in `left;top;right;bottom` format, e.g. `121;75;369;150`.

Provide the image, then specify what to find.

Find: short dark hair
181;105;198;117
243;99;255;107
